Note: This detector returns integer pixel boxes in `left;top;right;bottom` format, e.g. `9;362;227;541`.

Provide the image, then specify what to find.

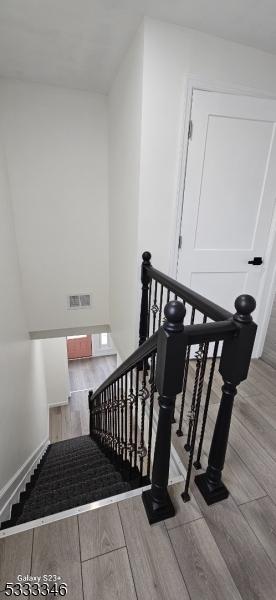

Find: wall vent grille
67;294;91;309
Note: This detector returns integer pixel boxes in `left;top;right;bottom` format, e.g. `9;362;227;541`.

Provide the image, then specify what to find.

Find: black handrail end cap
142;490;175;525
194;473;229;505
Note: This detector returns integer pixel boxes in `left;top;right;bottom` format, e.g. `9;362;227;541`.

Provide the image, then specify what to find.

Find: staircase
1;436;132;528
1;251;257;530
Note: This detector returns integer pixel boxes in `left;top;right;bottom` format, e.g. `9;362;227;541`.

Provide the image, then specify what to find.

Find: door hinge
188;120;193;140
178;235;182;250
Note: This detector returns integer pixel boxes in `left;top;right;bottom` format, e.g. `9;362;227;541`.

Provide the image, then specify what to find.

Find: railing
89;333;158;486
89;251;257;524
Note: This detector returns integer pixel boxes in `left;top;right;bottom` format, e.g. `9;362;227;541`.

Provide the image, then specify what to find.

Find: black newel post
142;300;186;524
139;251;152;347
194;295;257;505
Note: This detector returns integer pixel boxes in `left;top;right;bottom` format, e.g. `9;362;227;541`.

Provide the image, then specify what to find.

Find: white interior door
178;89;276;342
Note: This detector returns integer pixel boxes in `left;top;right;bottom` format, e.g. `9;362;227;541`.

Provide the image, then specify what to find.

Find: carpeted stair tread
47;435;93;453
46;437;101;458
34;463;115;493
40;448;104;470
21;472;123;510
36;455;110;482
16;481;130;524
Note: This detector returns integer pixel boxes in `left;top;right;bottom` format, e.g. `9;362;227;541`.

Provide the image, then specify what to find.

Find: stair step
43;447;104;468
16;481;131;525
37;455;110;481
33;464;115;493
48;435;93;452
23;472;123;510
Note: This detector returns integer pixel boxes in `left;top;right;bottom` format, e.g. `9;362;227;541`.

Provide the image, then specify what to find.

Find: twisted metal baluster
138;360;149;481
120;377;124;463
176;307;195;437
184;314;207;451
151;280;159;334
194;341;219;469
182;342;209;502
147;352;156;479
158;285;164;329
117;379;121;462
111;383;114;454
124;373;128;462
108;386;111;451
147;280;152;339
113;382;116;455
128;369;135;473
105;388;109;448
134;366;139;470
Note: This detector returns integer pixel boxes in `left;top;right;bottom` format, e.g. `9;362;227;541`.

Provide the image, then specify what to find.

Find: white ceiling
1;0;276;93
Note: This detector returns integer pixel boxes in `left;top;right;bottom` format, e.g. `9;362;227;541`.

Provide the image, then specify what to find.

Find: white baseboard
0;438;49;525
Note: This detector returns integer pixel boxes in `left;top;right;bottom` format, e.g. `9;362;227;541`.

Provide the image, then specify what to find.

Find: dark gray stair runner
1;435;132;528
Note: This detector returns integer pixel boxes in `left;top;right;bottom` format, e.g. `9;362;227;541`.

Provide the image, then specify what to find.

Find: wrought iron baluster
108;386;111;450
134;366;139;470
176;306;195;437
158;284;164;329
147;351;156;479
182;342;209;502
119;377;123;461
184;313;207;452
117;379;121;461
110;384;114;450
113;382;116;454
124;373;128;462
194;341;219;469
151;280;159;334
147;280;152;339
138;360;149;481
128;369;134;472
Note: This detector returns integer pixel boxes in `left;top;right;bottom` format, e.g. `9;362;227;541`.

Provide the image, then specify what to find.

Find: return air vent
67;294;91;309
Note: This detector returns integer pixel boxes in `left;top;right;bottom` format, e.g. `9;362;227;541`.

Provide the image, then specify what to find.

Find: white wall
42;338;70;406
0;79;109;334
138;18;276;274
0;141;48;494
108;28;144;360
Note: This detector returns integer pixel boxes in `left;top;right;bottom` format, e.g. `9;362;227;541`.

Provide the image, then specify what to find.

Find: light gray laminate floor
262;294;276;369
49;355;116;442
1;358;276;600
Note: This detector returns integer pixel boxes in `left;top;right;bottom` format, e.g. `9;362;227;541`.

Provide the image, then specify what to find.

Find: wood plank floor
49;355;116;442
262;294;276;369
2;358;276;599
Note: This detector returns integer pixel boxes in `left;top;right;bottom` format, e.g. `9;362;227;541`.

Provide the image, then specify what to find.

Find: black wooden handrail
183;319;238;344
91;331;158;400
145;263;232;322
91;319;237;402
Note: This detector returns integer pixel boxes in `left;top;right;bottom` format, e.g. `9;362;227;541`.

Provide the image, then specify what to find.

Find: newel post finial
164;300;186;333
234;294;256;324
142;250;152;265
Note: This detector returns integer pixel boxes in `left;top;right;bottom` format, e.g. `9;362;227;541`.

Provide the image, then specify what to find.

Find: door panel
178;90;276;325
67;336;92;359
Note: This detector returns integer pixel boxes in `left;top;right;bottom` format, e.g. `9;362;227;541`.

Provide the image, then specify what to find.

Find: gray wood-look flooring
2;357;276;599
262;293;276;368
49;355;116;442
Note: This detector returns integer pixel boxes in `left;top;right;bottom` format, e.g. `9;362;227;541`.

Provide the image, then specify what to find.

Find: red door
67;336;92;359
